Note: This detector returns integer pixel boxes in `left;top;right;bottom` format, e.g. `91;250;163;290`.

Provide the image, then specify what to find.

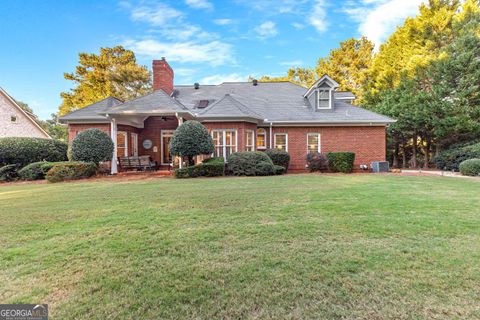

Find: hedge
46;162;97;183
174;157;225;178
71;129;114;164
0;137;68;167
459;159;480;176
0;164;19;182
434;142;480;171
226;152;277;176
327;152;355;173
18;161;70;181
265;149;290;171
306;152;329;172
273;165;285;175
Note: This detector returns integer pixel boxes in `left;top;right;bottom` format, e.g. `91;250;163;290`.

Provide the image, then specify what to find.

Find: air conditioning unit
371;161;389;173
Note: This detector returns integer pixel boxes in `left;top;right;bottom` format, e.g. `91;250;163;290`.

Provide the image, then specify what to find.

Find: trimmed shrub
170;121;215;165
0;164;19;182
255;161;275;176
459;159;480;176
0;137;68;167
71;129;114;164
19;162;52;181
306;152;329;172
273;165;286;175
265;149;290;170
46;162;97;183
174;157;225;178
327;152;355;173
434;142;480;171
227;152;275;176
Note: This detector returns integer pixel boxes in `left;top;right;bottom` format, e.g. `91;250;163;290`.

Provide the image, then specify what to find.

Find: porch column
176;113;184;168
110;118;118;174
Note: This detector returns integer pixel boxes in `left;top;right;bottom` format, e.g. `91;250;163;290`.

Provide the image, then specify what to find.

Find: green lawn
1;174;480;319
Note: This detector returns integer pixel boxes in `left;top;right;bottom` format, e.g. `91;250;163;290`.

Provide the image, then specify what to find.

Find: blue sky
0;0;423;119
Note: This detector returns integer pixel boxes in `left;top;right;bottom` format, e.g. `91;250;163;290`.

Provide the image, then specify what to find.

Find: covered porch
107;112;192;174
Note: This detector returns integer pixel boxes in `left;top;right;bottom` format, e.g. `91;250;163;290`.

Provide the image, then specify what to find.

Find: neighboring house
0;87;50;139
60;58;394;173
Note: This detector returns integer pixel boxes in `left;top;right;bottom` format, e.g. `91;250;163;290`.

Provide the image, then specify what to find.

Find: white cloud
344;0;424;47
130;3;183;25
279;60;303;66
308;0;328;33
200;73;246;84
291;22;305;30
185;0;213;10
214;18;233;25
256;21;278;38
124;39;234;66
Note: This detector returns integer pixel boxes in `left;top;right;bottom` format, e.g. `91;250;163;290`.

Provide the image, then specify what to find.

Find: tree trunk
393;141;399;168
412;133;418;169
423;136;430;169
402;137;407;168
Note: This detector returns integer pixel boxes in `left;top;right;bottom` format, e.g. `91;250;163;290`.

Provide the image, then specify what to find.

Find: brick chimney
153;57;174;95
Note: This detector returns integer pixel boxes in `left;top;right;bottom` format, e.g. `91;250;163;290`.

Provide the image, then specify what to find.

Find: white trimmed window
274;133;288;151
246;130;254;151
256;128;266;149
307;133;321;153
212;129;237;159
317;89;330;109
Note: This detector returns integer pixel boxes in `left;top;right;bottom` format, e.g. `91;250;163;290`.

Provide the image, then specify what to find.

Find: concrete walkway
401;170;476;179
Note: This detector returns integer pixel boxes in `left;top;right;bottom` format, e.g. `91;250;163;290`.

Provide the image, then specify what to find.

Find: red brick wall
68;123;110;143
271;126;386;171
138;116;179;167
68;121;387;172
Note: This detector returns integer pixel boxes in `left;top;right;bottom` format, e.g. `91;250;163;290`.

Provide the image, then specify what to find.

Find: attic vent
252;79;258;86
194;83;200;89
197;100;210;109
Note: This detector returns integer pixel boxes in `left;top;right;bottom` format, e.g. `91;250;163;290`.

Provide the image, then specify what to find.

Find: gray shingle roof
198;94;263;120
60;81;394;124
104;89;189;115
59;97;122;121
174;82;394;124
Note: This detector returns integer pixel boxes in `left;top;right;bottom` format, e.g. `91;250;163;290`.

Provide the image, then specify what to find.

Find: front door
161;130;174;165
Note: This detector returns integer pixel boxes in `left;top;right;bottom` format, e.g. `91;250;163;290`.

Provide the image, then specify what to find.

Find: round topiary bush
71;129;114;164
169;121;214;165
0;137;68;167
306;152;329;172
227;151;275;176
459;158;480;176
265;149;290;170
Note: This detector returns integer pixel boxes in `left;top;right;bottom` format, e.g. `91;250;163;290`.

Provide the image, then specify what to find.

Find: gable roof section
59;97;123;122
304;75;340;98
103;89;190;115
0;87;51;138
198;94;263;121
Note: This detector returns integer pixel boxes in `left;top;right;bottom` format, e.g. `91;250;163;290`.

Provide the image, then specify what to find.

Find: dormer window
317;89;330;109
303;75;339;111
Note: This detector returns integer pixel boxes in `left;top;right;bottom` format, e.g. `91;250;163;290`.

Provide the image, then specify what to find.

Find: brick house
0;87;50;139
60;58;394;173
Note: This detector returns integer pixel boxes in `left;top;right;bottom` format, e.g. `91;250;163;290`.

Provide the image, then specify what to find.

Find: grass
1;174;480;319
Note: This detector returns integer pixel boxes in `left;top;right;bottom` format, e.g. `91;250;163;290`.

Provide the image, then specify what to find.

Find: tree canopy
169;121;215;165
59;46;151;116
